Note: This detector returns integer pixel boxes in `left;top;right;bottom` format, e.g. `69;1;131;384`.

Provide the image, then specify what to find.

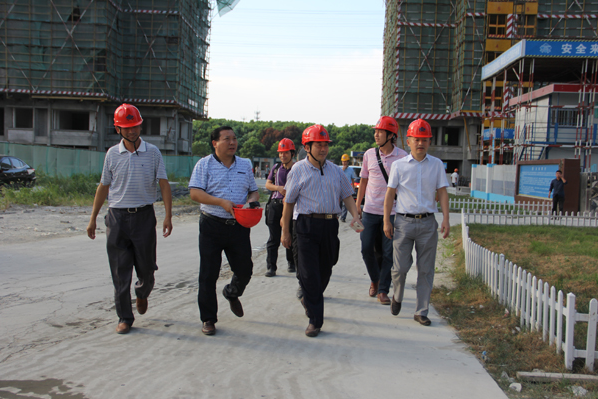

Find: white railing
461;210;598;371
446;198;554;213
462;209;598;227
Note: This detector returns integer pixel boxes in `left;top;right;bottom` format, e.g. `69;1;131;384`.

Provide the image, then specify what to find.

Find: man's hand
163;217;173;237
277;186;286;196
383;220;394;240
440;220;450;239
350;217;364;233
281;229;292;249
220;199;236;216
87;219;97;240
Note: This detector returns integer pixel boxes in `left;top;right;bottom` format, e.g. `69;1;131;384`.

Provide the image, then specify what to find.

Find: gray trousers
391;215;438;316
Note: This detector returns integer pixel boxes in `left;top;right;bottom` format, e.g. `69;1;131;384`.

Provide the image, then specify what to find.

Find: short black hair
211;126;234;142
385;130;396;144
556;169;562;173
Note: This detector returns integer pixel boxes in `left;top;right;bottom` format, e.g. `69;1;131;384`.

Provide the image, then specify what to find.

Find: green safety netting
0;143;200;179
216;0;241;17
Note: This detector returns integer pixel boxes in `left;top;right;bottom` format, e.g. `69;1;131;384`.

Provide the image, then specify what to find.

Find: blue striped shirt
189;154;258;219
285;159;354;215
100;139;168;208
388;153;449;214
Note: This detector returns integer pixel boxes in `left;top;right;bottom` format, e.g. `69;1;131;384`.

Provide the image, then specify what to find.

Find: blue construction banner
525;40;598;58
518;164;560;198
482;128;514;140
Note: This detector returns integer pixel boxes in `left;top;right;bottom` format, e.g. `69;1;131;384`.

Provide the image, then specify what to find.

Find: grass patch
0;171;101;209
432;226;598;398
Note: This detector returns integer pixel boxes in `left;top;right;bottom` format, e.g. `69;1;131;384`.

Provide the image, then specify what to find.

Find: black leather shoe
223;288;244;317
305;323;320;337
287;264;296;273
414;315;431;326
202;321;216;335
136;297;148;315
265;269;276;277
296;285;303;299
391;298;402;316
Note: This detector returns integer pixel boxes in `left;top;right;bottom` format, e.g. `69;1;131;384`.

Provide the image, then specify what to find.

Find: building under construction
382;0;598;176
0;0;211;155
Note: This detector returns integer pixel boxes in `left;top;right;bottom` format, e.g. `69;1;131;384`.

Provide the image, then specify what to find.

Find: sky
207;0;387;126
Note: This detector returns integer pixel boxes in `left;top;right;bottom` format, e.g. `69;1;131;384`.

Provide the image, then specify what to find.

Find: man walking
548;169;567;215
87;103;173;335
340;154;356;222
451;168;459;187
189;126;259;336
264;138;296;277
281;125;363;337
383;119;450;326
355;116;407;305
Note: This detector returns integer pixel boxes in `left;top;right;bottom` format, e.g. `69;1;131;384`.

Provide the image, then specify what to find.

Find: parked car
347;165;362;202
0;155;36;187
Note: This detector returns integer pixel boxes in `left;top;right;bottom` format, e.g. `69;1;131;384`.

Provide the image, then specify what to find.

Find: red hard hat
373;116;398;135
233;205;263;228
301;124;331;145
114;104;143;128
278;138;296;152
407;119;432;138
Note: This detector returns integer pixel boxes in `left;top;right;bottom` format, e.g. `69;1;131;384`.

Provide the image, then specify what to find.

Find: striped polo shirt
100;139;168;208
189;154;258;219
387;153;449;214
284;159;354;215
361;145;408;215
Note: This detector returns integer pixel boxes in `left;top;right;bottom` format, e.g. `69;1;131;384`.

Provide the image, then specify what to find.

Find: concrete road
0;212;507;398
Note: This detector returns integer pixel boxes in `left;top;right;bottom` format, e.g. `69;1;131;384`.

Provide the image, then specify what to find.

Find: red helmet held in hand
114;104;143;128
233;205;263;228
301;124;331;145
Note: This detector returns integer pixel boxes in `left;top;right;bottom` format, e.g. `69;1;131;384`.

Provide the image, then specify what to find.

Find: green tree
192;140;211;156
240;136;266;159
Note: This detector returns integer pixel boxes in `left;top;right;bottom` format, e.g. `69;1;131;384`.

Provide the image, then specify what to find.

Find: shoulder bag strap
375;148;396;200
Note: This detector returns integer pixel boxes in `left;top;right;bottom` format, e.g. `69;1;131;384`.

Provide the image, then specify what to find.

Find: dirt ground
0;203;200;245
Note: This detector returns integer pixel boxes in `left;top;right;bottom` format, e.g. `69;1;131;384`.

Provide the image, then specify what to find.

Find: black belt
398;212;434;219
201;211;236;225
305;213;338;220
112;204;153;214
271;198;284;204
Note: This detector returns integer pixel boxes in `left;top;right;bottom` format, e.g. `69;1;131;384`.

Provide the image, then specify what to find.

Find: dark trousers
296;215;340;328
552;195;565;214
105;206;157;325
198;215;253;323
360;212;394;294
266;201;294;271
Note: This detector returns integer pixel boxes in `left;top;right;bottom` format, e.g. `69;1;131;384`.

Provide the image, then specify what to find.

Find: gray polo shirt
100;139;168;208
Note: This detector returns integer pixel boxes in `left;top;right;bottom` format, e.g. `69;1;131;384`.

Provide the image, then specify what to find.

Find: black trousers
552;194;565;214
105;206;157;325
296;215;340;329
198;215;253;323
266;201;294;271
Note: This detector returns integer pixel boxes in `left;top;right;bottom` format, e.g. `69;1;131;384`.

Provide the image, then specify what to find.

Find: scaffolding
0;0;210;118
381;0;486;121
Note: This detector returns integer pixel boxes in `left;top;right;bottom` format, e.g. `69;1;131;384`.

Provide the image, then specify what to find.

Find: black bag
264;163;282;223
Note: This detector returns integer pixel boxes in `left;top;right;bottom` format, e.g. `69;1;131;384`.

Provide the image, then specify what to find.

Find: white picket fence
461;210;598;371
462;208;598;227
447;198;555;213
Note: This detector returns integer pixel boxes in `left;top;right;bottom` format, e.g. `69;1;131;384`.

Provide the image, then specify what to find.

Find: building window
142;117;161;136
487;14;506;37
442;127;460;146
14;108;33;128
551;109;579;127
58;111;89;130
518;15;536;37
